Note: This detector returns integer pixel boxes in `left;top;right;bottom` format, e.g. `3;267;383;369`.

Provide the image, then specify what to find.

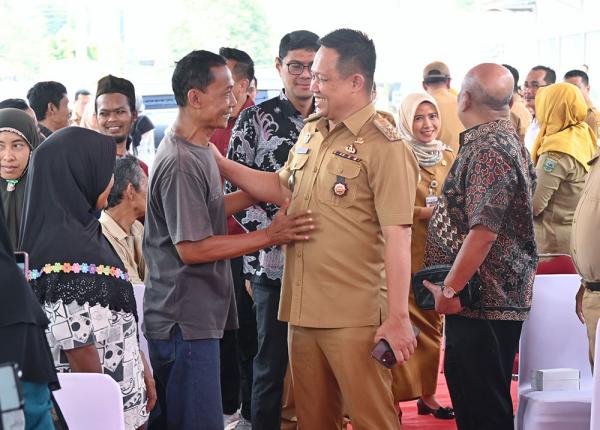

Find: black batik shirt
226;91;309;286
424;119;538;321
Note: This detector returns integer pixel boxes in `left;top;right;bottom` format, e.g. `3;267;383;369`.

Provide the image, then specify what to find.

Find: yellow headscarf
531;82;597;171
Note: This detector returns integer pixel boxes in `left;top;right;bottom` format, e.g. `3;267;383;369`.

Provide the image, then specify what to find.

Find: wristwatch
441;284;459;299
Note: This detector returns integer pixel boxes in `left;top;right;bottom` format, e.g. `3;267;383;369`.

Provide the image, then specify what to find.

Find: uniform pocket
289;154;310;199
318;157;362;208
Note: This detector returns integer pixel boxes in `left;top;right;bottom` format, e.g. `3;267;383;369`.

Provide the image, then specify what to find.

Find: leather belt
587;282;600;292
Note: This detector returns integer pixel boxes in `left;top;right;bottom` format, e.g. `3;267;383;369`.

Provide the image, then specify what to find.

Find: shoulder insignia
546;151;563;161
373;113;402;141
543;158;556;173
304;112;323;123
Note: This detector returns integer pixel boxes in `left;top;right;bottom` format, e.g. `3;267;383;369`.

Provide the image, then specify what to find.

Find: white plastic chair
54;373;124;430
516;274;592;430
133;283;152;374
590;319;600;430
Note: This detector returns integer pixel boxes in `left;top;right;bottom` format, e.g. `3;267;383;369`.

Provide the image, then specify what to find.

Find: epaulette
373;112;402;141
304;112;323;123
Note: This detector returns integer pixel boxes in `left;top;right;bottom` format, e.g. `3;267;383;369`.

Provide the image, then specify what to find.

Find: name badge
296;146;310;154
425;195;438;208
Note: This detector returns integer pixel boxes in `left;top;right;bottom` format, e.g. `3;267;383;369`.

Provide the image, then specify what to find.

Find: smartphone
0;362;23;412
13;252;28;277
370;325;421;369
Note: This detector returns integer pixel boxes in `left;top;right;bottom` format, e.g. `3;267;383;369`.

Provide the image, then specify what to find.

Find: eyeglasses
282;60;312;76
523;82;548;90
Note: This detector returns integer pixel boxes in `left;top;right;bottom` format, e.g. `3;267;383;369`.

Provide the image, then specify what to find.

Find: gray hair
107;155;144;208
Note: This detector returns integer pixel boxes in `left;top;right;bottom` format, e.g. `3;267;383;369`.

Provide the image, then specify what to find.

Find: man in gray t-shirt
142;50;313;430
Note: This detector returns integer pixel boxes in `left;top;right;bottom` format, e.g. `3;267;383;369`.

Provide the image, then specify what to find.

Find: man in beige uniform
422;61;463;152
573;150;600;367
564;69;600;139
503;64;532;143
213;29;419;429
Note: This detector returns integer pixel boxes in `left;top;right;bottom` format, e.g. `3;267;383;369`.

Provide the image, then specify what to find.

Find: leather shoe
417;398;455;420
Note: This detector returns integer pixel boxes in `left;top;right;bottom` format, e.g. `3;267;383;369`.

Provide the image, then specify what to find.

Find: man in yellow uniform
573;150;600;367
564;69;600;139
422;61;464;152
213;28;419;429
503;64;532;144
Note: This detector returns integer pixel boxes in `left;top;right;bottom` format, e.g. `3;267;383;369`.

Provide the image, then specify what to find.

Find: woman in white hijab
392;93;456;420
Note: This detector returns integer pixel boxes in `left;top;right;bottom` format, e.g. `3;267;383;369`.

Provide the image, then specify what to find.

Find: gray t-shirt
143;130;237;340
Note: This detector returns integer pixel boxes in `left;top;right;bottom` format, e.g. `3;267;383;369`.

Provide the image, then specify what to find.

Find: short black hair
278;30;320;60
26;81;67;121
318;29;376;93
75;89;91;101
502;64;520;92
219;47;255;82
172;50;227;107
564;69;589;86
531;65;556;84
0;98;30;111
107;155;145;208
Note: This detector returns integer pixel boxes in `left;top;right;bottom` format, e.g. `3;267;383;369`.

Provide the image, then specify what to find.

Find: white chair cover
54;373;125;430
516;274;592;430
133;283;152;374
590;319;600;430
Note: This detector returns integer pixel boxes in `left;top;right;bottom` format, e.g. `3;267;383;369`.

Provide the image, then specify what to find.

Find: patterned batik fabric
424;119;538;321
44;299;148;429
226;91;309;285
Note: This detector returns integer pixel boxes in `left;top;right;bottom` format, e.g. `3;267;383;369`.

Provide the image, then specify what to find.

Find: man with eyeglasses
226;29;319;430
523;65;556;152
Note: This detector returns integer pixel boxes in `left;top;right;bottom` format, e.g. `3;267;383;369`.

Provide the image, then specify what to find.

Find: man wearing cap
422;61;463;153
95;75;149;176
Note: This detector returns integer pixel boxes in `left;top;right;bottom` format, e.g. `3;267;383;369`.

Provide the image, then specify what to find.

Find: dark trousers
444;315;522;430
148;325;222;430
220;257;257;419
252;282;289;429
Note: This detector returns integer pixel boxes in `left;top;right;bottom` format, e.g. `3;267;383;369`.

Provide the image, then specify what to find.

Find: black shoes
416;398;455;420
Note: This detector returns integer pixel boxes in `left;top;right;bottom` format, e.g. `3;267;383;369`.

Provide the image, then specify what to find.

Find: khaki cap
423;61;451;81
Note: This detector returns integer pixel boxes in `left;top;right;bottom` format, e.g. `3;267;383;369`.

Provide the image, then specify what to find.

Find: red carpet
348;370;518;429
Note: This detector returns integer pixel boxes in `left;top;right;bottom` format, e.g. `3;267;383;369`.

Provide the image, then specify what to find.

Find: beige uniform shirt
510;94;533;144
99;211;146;284
428;87;463;153
586;105;600;139
571;152;600;282
277;103;419;328
533;152;587;254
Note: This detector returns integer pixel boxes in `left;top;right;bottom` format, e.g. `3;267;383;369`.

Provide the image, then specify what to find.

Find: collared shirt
428;87;463;153
524;118;540;153
212;95;255;236
572;151;600;283
225;91;308;285
585;104;600;139
424;119;538;321
99;211;145;284
510;93;533;144
277;103;419;328
533;151;587;254
38;124;53;140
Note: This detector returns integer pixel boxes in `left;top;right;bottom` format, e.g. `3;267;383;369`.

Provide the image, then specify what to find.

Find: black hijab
20;127;136;315
0;195;57;385
0;108;40;249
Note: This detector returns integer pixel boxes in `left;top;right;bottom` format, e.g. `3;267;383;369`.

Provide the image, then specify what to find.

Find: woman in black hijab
20;127;154;430
0;108;40;249
0;196;57;429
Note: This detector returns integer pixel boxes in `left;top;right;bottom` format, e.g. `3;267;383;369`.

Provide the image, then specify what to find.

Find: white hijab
398;93;446;167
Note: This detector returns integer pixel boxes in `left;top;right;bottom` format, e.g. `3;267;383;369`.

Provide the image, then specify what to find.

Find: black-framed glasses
283;60;312;76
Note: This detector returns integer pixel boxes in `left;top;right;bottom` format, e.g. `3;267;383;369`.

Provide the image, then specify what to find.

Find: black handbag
412;264;480;310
